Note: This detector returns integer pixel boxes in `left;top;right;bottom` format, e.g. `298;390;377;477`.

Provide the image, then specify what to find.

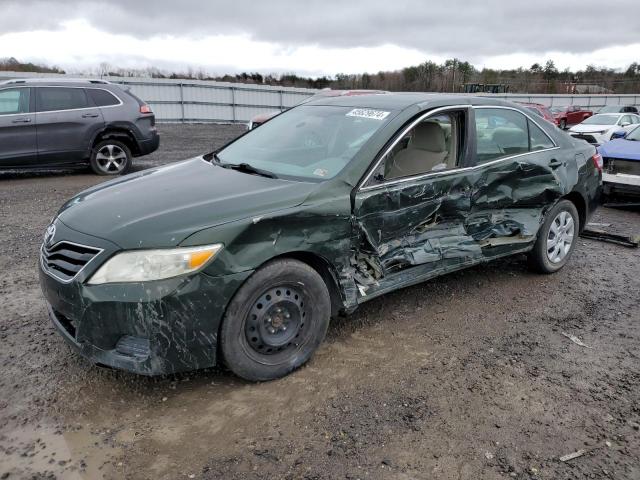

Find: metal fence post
279;90;284;111
231;86;236;123
179;83;185;123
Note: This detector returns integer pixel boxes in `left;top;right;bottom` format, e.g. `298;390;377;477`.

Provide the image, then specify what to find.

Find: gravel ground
0;124;639;480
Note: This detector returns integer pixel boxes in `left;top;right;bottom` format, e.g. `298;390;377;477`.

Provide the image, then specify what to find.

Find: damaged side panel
352;153;567;300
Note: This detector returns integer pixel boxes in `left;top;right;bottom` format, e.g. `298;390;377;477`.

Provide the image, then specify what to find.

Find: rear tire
528;200;579;274
220;259;330;381
559;119;567;130
89;140;132;175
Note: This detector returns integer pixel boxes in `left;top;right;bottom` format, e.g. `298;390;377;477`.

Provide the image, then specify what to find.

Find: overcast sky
2;0;639;76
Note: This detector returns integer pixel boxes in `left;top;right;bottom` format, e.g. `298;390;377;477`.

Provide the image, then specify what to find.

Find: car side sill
355;246;533;305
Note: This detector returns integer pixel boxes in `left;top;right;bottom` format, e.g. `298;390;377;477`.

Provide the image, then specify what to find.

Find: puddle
0;424;118;479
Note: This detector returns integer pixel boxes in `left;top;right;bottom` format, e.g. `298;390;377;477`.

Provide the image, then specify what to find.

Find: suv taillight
592;153;603;173
140;105;152;114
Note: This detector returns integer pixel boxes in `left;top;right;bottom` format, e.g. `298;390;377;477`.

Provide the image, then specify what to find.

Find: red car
550;105;593;129
517;102;556;125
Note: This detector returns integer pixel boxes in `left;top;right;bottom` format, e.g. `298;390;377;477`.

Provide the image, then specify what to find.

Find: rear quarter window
87;88;120;107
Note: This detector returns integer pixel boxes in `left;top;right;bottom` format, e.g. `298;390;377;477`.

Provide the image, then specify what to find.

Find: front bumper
602;172;640;198
40;260;251;375
570;132;607;146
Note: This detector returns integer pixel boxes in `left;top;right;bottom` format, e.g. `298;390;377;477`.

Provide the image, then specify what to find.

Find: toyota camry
40;93;602;381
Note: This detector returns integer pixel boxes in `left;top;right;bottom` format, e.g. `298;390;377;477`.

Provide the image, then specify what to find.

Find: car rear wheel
219;259;330;381
528;199;579;273
90;140;132;175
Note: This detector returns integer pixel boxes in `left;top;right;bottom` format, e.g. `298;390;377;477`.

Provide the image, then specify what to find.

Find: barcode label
346;109;390;120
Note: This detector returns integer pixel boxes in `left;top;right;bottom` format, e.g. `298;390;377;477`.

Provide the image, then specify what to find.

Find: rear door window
474;108;555;163
474;108;529;163
87;88;120;107
0;88;30;115
36;87;89;112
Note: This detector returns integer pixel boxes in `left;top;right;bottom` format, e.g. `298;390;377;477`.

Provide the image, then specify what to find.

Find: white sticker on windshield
313;168;328;177
346;108;390;120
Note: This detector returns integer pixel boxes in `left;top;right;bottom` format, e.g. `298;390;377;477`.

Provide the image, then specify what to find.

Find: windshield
550;107;565;114
217;105;391;181
598;106;621;113
626;125;640;141
582;114;619;125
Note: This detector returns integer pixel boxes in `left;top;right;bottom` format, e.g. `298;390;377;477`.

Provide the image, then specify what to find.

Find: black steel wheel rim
244;286;308;357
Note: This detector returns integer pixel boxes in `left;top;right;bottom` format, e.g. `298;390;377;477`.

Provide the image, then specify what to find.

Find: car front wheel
528;199;579;273
90;140;132;175
220;259;331;381
559;119;567;129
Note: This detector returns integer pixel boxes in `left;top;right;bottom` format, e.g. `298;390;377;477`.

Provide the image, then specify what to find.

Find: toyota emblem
44;224;56;247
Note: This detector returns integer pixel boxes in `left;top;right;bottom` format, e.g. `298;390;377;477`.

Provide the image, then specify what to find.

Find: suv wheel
90;140;132;175
528;199;579;273
220;259;330;381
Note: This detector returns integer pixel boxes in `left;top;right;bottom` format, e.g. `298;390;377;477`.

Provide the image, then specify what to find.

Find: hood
570;124;613;133
598;139;640;161
57;158;317;248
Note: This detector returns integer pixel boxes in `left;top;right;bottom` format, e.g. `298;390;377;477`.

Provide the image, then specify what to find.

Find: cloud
0;20;430;77
4;0;640;60
2;1;639;75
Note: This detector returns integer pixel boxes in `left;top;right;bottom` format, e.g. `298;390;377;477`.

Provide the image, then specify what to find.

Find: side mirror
620;121;631;127
611;130;627;139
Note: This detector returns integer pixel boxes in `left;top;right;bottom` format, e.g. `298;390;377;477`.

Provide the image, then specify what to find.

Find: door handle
548;158;563;168
82;113;100;118
11;118;32;123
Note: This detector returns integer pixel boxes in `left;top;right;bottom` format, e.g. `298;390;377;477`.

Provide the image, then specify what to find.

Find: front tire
90;140;132;175
220;259;331;381
528;200;579;273
559;119;567;130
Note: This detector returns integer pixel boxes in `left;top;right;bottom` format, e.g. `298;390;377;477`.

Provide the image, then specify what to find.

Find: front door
352;106;477;298
35;87;104;165
0;87;37;167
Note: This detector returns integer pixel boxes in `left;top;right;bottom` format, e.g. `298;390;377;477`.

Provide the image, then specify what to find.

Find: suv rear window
87;88;120;107
36;87;88;112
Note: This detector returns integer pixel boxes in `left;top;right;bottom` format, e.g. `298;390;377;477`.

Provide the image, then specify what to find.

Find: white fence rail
474;93;640;109
113;78;317;123
2;71;640;122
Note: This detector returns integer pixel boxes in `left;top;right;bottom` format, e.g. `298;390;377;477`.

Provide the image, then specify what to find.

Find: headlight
87;244;223;284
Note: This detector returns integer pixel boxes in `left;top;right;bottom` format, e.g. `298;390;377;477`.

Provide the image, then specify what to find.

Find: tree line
3;57;640;94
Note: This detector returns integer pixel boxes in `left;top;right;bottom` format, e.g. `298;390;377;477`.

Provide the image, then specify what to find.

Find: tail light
592;153;603;173
140;104;152;114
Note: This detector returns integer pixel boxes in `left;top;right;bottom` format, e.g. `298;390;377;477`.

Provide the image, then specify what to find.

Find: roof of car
302;92;515;110
0;78;113;87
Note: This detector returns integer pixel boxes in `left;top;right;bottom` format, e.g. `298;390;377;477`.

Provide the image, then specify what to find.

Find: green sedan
39;93;602;381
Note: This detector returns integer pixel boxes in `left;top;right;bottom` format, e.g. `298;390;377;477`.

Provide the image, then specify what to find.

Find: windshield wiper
221;162;278;179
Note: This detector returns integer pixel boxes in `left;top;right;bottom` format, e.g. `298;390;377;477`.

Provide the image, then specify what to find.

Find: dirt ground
0;124;638;480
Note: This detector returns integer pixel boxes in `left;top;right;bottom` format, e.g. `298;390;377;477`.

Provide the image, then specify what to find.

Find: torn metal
580;228;640;248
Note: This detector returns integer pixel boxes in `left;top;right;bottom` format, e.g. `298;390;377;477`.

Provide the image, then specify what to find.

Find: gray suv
0;78;160;175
